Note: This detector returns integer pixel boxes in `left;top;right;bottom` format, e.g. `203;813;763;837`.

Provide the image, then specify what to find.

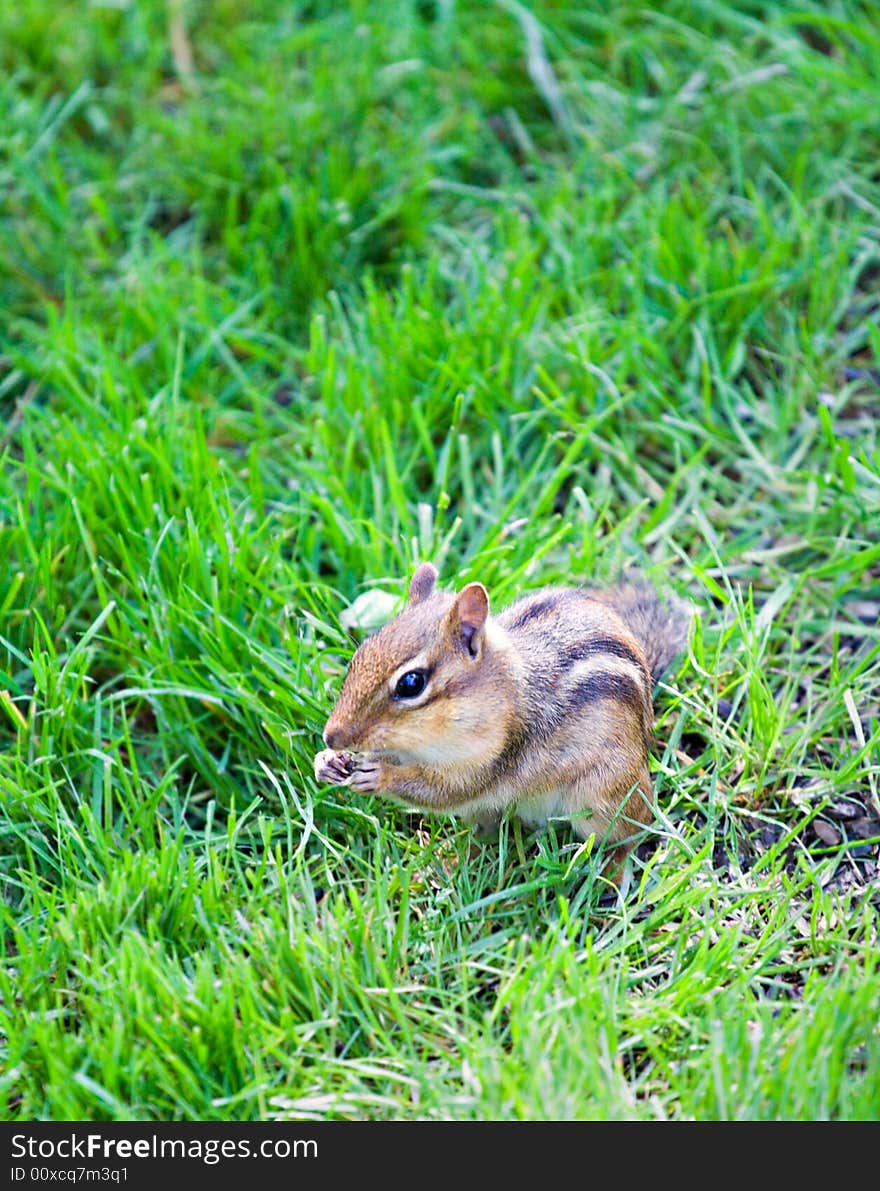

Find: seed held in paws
313;748;355;786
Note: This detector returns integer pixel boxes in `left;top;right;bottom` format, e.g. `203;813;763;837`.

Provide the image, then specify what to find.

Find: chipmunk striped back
493;586;666;775
586;581;692;685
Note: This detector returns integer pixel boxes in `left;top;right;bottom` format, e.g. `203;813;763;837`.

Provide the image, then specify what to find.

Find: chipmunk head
322;563;508;764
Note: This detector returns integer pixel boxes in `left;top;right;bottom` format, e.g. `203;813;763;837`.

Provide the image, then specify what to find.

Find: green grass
2;0;879;1121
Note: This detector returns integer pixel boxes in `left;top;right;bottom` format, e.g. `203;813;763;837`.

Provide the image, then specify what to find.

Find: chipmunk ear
448;582;489;659
407;562;438;606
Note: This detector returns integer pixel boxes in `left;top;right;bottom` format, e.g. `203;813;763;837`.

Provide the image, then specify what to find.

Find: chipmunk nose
324;720;362;750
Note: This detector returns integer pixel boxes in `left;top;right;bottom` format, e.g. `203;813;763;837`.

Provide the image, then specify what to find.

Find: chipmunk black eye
395;669;427;699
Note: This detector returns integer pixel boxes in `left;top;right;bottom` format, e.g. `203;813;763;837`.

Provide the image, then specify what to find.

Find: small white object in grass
339;588;399;634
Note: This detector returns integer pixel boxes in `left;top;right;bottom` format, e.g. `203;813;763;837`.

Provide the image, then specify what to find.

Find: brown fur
315;564;690;881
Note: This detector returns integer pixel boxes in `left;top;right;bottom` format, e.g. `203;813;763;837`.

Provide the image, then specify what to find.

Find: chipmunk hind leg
567;767;654;883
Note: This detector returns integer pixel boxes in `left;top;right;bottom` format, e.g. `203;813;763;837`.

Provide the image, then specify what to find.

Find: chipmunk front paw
313;748;355;786
347;755;387;794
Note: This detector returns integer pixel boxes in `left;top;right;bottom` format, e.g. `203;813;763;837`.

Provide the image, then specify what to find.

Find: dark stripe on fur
560;636;651;689
568;672;652;750
505;593;565;631
490;670;650;781
596;582;690;684
568;671;646;712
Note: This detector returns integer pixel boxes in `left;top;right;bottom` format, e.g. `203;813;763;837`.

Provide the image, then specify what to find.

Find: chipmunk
313;563;690;876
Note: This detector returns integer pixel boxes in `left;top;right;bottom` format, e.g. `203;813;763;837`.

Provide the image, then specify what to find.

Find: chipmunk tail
598;580;694;686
